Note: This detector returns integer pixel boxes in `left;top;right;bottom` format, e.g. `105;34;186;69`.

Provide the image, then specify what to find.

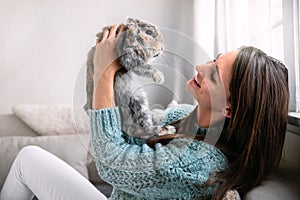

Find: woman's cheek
208;88;227;111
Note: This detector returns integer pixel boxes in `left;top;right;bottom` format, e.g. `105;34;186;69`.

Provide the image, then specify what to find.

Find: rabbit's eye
145;30;153;35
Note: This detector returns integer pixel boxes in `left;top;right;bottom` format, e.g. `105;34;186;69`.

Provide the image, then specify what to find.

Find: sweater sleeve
89;107;228;199
162;103;196;125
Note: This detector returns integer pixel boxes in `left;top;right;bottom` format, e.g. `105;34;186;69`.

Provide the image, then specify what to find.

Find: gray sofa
0;112;113;198
0;108;299;199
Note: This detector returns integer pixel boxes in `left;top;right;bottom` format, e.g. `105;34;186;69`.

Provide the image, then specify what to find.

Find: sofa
0;104;113;198
0;104;299;199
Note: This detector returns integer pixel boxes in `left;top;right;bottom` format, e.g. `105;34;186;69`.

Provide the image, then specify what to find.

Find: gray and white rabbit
84;18;166;137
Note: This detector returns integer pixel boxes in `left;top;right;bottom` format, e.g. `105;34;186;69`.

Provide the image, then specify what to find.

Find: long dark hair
212;46;289;199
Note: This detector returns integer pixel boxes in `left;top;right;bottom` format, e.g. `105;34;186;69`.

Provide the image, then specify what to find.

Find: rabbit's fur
84;18;165;137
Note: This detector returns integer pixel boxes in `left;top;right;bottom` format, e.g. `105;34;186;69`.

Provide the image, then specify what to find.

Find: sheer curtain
194;0;283;59
194;0;299;111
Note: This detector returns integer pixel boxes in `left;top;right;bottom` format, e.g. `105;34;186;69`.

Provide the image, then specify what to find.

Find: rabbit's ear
126;17;141;29
126;17;134;22
126;17;140;24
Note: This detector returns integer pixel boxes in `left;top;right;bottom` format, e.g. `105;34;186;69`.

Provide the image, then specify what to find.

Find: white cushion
12;105;90;136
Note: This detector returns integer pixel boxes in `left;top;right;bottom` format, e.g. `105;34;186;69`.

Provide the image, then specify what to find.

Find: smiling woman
89;38;289;199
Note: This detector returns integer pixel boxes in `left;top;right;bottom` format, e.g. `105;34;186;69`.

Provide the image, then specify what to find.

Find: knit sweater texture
89;105;228;199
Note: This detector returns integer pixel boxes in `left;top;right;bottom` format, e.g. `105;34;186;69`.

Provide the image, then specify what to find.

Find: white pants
0;145;107;200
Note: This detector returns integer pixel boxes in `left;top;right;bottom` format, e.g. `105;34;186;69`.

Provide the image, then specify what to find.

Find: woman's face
186;51;238;113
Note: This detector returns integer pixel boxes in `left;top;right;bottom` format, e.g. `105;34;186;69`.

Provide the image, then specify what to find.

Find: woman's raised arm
92;24;125;109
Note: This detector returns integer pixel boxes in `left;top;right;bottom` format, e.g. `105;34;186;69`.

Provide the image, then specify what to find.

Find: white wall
0;0;195;114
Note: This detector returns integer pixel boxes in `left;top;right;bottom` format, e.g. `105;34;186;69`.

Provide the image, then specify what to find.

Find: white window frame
283;0;300;112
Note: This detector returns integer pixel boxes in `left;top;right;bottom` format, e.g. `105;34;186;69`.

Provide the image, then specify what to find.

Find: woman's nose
195;65;205;76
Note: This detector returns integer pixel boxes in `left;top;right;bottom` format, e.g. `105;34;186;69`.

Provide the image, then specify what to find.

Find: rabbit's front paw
152;71;165;84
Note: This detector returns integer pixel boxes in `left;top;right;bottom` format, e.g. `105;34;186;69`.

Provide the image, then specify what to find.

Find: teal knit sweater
89;105;228;199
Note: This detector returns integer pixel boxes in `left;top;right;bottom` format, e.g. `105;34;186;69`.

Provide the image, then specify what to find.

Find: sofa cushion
12;105;90;136
0;134;90;189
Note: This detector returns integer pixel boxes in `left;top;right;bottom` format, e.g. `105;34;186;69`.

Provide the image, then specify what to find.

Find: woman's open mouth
193;76;201;88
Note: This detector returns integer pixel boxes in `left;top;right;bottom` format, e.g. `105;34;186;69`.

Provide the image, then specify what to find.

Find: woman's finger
108;24;118;38
100;28;109;43
117;24;126;39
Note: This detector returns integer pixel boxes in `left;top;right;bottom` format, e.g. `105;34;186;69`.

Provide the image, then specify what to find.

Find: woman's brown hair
212;46;289;199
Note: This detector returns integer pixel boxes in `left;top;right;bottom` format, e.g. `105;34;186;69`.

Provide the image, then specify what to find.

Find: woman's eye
145;30;153;35
211;69;219;83
211;73;216;82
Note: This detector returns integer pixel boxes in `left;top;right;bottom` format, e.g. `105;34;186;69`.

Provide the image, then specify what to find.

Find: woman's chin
185;80;197;99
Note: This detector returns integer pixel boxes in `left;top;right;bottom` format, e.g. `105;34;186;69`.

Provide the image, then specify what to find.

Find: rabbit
84;17;166;137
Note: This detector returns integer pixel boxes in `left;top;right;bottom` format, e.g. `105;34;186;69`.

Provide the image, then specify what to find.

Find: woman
0;24;289;200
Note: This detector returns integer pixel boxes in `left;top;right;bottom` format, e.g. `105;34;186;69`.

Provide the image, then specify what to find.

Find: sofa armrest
245;165;300;200
0;114;38;137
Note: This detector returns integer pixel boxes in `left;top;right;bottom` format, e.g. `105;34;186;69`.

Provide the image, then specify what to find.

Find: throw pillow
12;105;90;136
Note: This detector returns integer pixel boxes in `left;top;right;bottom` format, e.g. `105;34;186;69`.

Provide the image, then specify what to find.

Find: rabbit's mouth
153;47;164;58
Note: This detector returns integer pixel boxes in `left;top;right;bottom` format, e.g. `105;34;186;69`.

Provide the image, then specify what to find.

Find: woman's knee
17;145;44;162
19;145;42;155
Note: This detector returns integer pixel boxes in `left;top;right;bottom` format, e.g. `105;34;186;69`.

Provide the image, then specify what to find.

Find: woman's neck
197;106;225;128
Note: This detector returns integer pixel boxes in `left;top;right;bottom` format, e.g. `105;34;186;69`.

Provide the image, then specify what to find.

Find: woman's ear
223;107;232;118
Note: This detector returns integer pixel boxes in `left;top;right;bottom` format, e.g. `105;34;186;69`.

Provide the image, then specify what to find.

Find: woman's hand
92;24;125;109
93;24;125;85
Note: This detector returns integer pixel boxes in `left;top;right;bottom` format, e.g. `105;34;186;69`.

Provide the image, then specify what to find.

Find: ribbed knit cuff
88;107;122;140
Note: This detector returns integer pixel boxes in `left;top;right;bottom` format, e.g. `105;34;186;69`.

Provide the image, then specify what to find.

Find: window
194;0;300;112
283;0;300;112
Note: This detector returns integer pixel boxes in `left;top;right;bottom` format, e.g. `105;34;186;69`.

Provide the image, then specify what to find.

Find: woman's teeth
194;76;201;87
